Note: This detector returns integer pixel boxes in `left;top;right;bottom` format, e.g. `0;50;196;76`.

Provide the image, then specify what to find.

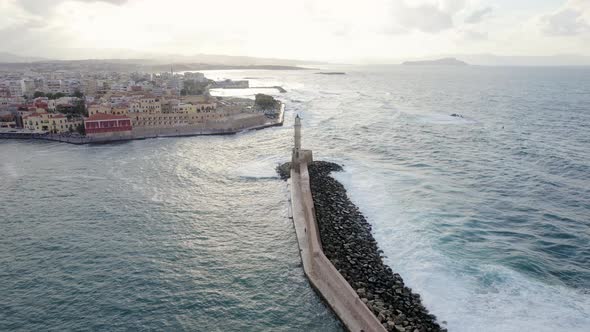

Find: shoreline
0;104;284;145
278;161;444;332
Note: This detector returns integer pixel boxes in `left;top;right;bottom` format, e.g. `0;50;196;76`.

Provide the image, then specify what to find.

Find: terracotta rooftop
24;113;66;119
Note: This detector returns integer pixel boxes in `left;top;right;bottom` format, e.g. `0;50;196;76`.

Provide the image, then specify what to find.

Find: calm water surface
2;66;589;331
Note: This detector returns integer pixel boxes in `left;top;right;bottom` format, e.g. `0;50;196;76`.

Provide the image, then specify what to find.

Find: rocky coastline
278;161;444;332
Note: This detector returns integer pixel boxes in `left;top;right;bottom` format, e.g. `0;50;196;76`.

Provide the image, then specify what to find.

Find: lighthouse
291;114;301;167
292;115;312;169
294;114;301;151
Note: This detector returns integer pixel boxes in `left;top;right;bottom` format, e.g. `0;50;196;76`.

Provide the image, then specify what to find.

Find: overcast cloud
541;0;590;36
0;0;588;62
465;7;493;24
16;0;127;13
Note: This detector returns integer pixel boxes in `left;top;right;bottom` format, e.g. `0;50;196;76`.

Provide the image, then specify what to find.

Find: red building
84;113;132;135
34;101;49;110
33;97;49;110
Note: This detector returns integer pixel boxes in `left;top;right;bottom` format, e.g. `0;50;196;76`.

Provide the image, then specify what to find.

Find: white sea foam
333;165;590;332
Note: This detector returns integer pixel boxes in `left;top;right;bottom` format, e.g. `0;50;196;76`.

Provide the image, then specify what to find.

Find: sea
1;65;589;332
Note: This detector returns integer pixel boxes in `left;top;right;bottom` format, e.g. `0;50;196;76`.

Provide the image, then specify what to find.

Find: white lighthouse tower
292;115;312;169
294;114;301;150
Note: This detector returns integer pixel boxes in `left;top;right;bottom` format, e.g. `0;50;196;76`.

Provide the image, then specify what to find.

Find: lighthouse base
291;149;313;170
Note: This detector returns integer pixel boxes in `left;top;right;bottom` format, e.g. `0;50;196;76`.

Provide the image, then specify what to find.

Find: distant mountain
0;48;323;66
147;63;310;71
366;53;590;67
449;54;590;67
148;53;325;66
402;57;468;66
0;58;312;72
0;52;48;63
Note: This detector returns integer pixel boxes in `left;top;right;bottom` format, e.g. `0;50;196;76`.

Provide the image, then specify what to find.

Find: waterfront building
49;98;80;112
111;104;129;116
0;110;16;128
23;109;83;133
160;99;180;113
88;104;111;116
0;69;280;138
130;96;162;113
88;103;129;116
84;113;132;138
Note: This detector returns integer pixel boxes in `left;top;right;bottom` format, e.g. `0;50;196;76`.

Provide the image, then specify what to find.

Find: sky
1;0;589;62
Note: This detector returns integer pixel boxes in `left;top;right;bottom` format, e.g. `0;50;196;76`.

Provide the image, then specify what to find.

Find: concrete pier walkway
288;159;386;332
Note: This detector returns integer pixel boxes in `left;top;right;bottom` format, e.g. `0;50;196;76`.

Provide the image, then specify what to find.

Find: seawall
285;160;387;332
280;161;444;332
0;104;284;145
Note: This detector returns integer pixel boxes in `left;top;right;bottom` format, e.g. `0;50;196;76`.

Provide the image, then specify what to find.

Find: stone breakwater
278;161;444;332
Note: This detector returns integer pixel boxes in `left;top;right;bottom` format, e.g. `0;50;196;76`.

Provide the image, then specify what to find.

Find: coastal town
0;68;283;143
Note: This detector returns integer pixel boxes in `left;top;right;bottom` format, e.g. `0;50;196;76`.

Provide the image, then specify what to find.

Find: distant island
402;57;468;66
316;72;346;75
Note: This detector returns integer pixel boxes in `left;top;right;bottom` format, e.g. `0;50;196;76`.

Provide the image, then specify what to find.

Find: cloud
540;0;590;36
465;7;492;24
81;0;126;3
439;0;466;14
0;22;71;53
0;0;123;53
460;29;488;41
391;0;466;33
542;8;590;36
16;0;127;14
2;0;590;62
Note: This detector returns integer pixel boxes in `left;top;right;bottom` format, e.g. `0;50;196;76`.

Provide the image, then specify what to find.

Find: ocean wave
333;165;590;332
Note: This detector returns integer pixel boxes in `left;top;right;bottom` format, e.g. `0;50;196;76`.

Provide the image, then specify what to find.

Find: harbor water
2;65;589;331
